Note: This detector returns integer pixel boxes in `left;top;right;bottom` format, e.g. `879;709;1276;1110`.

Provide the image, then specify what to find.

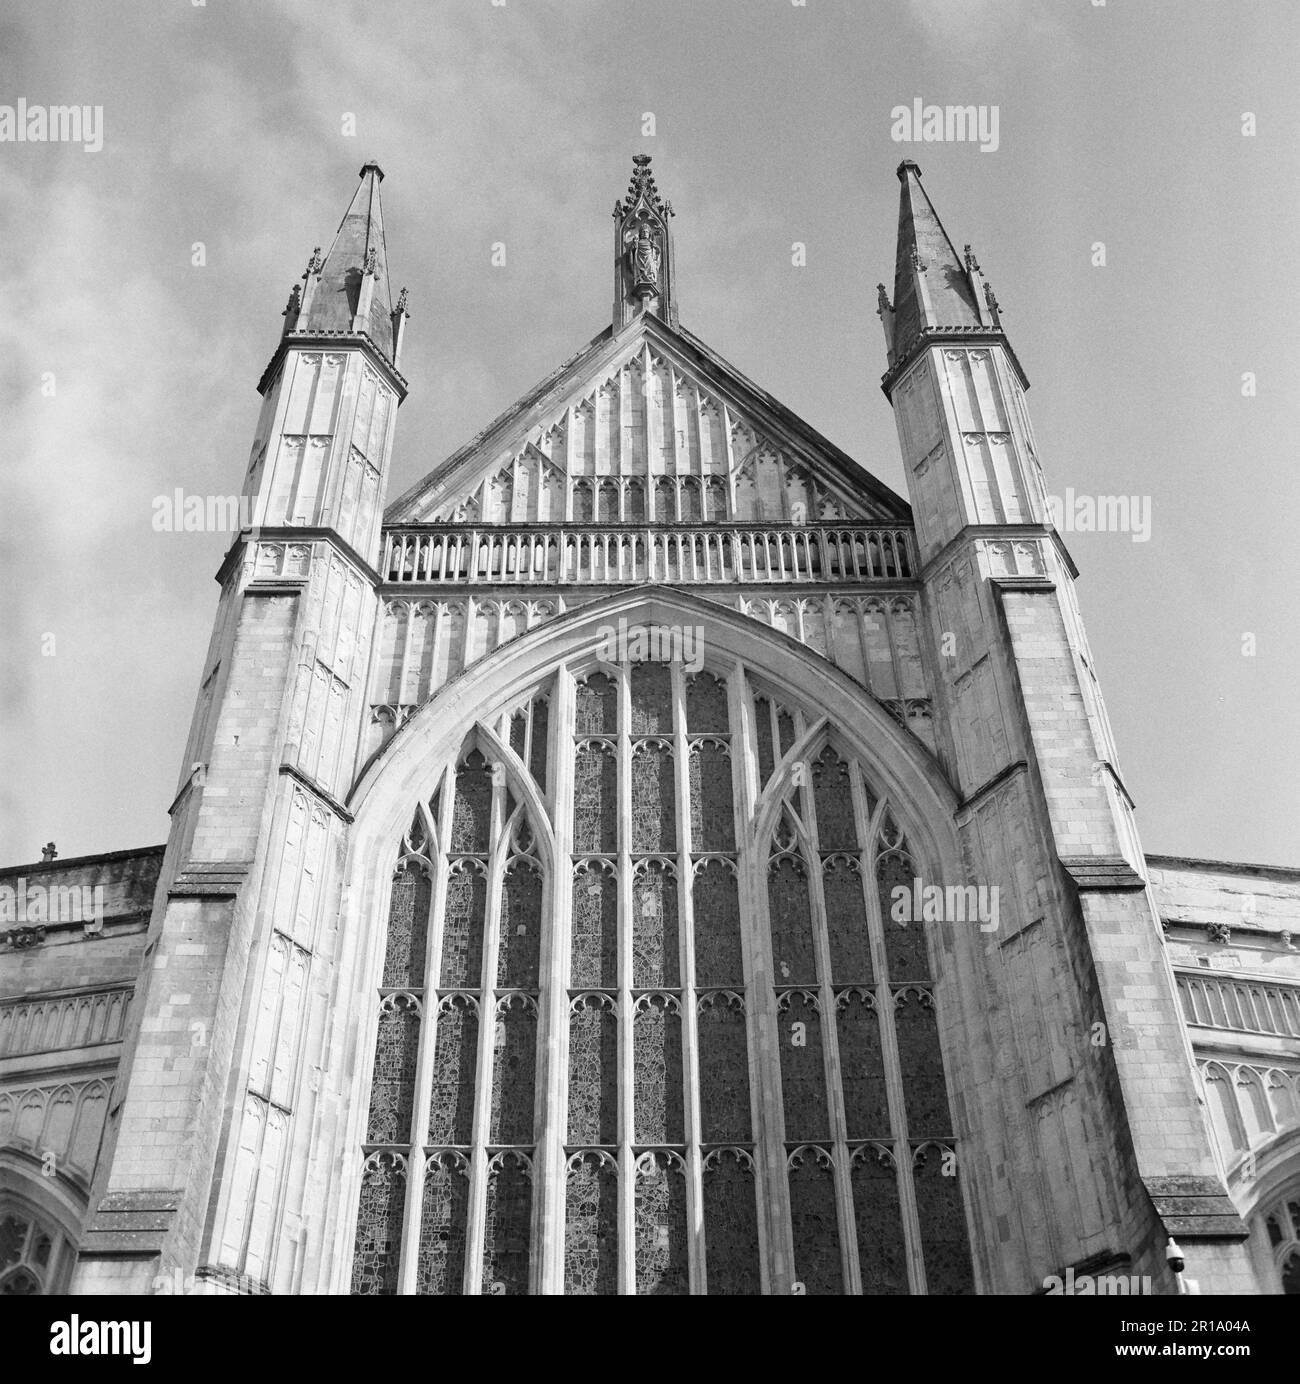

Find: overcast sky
2;0;1297;869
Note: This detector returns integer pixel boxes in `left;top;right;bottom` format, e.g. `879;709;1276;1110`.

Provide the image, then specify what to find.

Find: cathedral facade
2;156;1298;1296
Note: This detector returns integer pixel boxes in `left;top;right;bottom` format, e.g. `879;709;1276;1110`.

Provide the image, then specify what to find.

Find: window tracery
355;662;974;1294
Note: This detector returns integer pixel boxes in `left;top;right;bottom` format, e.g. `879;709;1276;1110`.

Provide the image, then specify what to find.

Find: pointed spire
294;161;400;361
612;154;677;330
880;163;1026;394
888;160;982;364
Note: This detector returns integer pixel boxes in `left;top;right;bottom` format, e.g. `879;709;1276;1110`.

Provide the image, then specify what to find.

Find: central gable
385;316;910;526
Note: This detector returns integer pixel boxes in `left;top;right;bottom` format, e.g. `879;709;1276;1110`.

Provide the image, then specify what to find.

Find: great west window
352;659;975;1294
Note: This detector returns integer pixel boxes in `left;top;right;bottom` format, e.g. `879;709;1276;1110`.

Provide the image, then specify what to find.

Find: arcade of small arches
348;653;976;1294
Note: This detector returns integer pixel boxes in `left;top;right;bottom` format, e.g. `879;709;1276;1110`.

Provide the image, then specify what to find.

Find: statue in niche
627;221;662;291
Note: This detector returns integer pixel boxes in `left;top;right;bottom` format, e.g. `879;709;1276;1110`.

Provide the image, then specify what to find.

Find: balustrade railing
1176;970;1300;1039
381;524;914;586
0;985;133;1059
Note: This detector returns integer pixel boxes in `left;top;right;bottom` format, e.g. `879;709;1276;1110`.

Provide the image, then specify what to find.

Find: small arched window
0;1197;74;1295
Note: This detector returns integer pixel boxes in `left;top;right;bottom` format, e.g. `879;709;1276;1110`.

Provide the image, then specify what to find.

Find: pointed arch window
0;1198;74;1295
353;665;975;1293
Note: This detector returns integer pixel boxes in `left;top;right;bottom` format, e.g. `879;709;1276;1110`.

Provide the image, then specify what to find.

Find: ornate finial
396;286;409;316
983;280;1002;325
41;841;57;862
615;152;674;220
964;243;981;274
282;284;302;327
305;246;323;276
876;283;893;316
363;246;378;276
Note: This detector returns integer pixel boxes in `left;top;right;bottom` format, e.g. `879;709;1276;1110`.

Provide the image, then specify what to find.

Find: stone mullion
668;364;683;482
728;665;785;1294
284;354;322;523
856;600;879;701
617;363;629;481
616;664;635;1293
722;402;738;518
393;599;415;711
462;773;509;1294
670;663;705;1294
641;343;654;484
319;356;357;529
881;598;907;708
799;765;862;1295
537;666;575;1293
398;760;456;1295
855;769;927;1294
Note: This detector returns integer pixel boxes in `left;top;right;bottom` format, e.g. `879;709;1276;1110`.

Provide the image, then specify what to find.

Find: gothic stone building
3;157;1299;1297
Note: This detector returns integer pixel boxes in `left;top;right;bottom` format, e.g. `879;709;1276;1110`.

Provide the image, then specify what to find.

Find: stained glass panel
439;862;485;989
564;1154;618;1294
878;850;931;981
788;1148;842;1294
697;993;751;1142
778;991;829;1139
449;751;492;852
366;996;419;1144
351;1154;405;1294
851;1145;908;1295
913;1145;975;1294
575;673;617;736
573;744;617;852
571;863;618;988
497;860;541;988
633;995;684;1145
894;987;951;1135
754;696;775;785
837;990;890;1138
631;743;676;853
702;1150;760;1294
482;1153;532;1294
686;672;729;732
383;865;430;990
630;662;672;734
812;746;857;851
489;995;537;1145
693;861;743;986
776;708;797;758
568;996;618;1145
428;996;478;1144
689;742;735;851
528;698;549;790
416;1153;468;1295
823;856;872;983
633;860;679;988
768;856;817;985
634;1154;689;1294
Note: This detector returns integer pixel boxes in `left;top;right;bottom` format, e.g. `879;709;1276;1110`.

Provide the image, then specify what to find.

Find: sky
1;0;1297;869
